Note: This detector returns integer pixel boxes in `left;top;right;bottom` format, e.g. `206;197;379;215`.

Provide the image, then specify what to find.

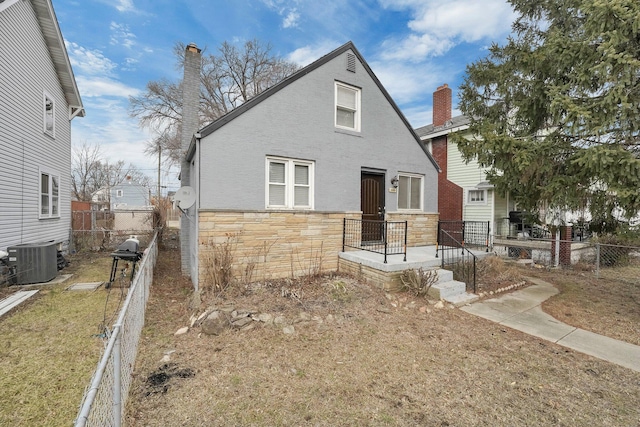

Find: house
415;84;516;243
179;42;441;289
108;177;153;234
0;0;84;253
110;177;151;211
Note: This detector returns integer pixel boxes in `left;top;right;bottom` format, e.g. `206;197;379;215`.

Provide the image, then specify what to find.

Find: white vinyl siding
398;173;423;210
0;0;73;250
266;157;314;209
0;0;19;13
335;82;360;131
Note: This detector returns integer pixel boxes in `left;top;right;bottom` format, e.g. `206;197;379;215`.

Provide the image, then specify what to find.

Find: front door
361;172;385;242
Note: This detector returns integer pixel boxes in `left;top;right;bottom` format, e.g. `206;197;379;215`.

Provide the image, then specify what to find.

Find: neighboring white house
0;0;84;252
415;84;516;240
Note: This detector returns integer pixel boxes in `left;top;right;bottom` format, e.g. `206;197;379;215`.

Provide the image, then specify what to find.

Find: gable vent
346;53;356;73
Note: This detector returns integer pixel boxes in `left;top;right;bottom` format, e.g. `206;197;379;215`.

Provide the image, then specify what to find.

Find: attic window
335;82;361;132
346;53;356;73
43;92;55;137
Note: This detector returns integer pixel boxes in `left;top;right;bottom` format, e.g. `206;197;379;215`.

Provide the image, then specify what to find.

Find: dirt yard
125;248;640;426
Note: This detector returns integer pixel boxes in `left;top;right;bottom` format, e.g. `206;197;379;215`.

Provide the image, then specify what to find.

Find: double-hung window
40;169;60;218
335;82;361;132
398;173;423;210
43;91;55;137
467;189;486;205
266;157;314;209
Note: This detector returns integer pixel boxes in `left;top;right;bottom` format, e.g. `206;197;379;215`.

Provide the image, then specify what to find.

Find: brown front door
361;172;385;242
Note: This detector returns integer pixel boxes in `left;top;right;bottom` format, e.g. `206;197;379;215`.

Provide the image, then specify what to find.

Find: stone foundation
337;258;406;292
198;210;361;285
197;210;439;288
386;212;439;247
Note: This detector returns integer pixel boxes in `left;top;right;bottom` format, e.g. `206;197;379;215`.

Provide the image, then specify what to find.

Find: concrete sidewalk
460;276;640;373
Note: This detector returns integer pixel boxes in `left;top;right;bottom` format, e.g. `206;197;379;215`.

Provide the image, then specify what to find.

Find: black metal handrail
439;229;477;293
342;218;407;263
437;220;490;252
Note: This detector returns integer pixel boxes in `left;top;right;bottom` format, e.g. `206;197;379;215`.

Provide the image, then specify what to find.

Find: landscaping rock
201;316;227;336
174;327;189;336
231;317;253;328
256;313;274;323
283;325;295;335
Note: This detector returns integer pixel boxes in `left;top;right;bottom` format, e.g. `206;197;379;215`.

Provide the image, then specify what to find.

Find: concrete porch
338;245;483;305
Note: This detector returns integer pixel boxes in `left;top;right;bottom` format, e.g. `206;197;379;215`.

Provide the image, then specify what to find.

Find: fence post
342;218;346;252
113;326;122;427
595;243;600;279
403;221;407;262
383;221;388;264
436;221;441;258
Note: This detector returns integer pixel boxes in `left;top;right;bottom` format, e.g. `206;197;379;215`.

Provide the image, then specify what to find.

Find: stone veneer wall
337;258;405;292
385;212;439;247
198;210;361;285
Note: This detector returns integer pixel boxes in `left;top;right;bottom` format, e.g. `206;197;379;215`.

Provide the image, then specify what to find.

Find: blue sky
53;0;517;193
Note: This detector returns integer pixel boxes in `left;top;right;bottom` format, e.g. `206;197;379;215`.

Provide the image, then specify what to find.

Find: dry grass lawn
0;252;128;426
125;249;640;426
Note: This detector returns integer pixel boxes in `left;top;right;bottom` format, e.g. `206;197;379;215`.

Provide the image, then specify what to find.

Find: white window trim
0;0;19;13
265;157;315;210
467;188;487;205
334;81;361;132
39;167;60;219
397;172;424;211
43;90;55;138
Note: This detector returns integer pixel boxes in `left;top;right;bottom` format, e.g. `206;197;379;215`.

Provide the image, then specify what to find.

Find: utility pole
157;145;162;203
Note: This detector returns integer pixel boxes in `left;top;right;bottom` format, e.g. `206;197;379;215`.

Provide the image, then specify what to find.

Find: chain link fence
74;232;158;427
71;210;156;253
493;237;640;279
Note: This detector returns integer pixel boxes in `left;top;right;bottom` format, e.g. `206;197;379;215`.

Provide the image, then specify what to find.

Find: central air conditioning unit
7;241;58;285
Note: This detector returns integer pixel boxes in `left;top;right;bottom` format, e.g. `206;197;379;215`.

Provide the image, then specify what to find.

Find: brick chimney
433;84;452;127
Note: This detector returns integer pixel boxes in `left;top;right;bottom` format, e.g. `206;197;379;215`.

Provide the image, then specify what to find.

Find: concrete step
428;280;466;300
0;290;39;318
443;292;479;307
434;269;453;284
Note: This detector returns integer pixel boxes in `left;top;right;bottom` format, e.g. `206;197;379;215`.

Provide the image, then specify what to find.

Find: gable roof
415;115;470;140
190;41;439;172
31;0;84;118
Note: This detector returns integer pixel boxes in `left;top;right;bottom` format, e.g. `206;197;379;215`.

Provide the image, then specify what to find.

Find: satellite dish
174;186;196;210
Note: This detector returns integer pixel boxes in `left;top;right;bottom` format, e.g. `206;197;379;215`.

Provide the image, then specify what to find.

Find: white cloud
114;0;135;13
370;59;444;106
380;33;454;62
260;0;303;29
282;9;300;28
65;41;117;76
75;76;141;98
407;0;515;42
378;0;515;59
110;22;137;49
287;40;341;66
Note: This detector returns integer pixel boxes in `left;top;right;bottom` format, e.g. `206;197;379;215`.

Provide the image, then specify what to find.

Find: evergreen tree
456;0;640;227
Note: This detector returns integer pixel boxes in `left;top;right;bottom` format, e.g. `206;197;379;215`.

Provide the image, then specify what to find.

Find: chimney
181;42;202;159
180;42;201;278
433;84;452;127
